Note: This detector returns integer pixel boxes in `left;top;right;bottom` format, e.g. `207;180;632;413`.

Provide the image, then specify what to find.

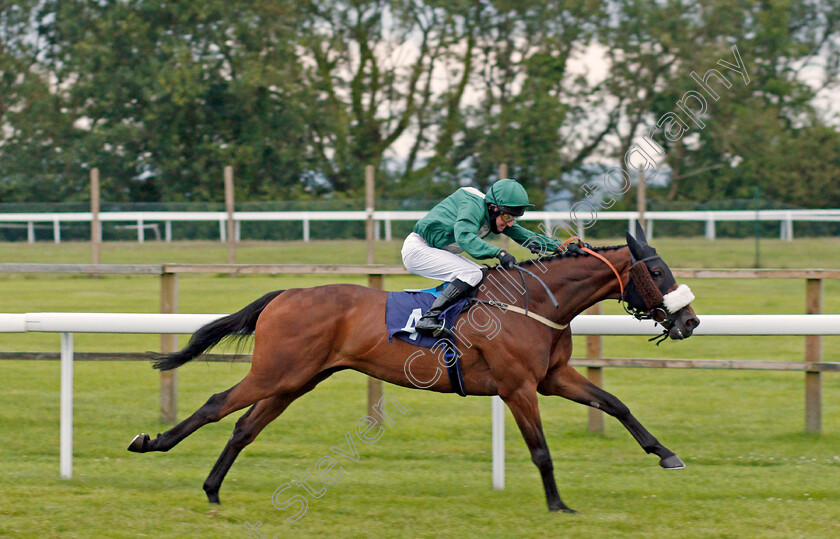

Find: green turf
1;238;839;538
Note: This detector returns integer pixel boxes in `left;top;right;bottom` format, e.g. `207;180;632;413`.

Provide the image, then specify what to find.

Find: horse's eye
652;270;663;278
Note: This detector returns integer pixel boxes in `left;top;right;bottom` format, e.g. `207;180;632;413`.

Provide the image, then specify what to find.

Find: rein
471;264;566;331
515;265;560;309
472;239;620;332
559;236;625;298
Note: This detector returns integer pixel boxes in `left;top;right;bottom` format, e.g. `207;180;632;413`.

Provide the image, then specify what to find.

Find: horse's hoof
549;504;579;514
127;433;150;453
659;454;685;469
205;490;221;504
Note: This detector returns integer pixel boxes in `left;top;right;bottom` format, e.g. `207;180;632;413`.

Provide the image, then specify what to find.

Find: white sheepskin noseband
662;284;694;313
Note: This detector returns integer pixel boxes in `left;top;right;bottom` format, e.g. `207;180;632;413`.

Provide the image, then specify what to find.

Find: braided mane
516;244;626;269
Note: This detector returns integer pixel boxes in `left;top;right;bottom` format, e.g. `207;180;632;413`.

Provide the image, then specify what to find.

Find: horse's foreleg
502;387;577;513
539;364;684;469
203;394;292;504
128;375;272;454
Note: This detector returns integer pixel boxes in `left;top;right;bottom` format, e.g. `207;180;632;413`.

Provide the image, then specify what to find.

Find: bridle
622;253;677;344
557;237;688;344
474;237;692;344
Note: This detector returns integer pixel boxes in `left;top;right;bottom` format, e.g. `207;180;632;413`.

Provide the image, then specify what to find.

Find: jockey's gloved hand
527;243;545;255
497;250;517;269
564;241;593;255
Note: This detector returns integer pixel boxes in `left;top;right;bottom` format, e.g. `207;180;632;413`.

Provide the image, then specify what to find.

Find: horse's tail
152;290;285;371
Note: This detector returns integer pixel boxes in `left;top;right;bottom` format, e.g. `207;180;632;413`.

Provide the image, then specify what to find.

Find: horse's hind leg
539;364;684;469
128;374;274;453
203;373;329;504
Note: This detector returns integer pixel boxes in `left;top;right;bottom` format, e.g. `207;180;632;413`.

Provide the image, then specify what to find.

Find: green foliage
0;1;838;207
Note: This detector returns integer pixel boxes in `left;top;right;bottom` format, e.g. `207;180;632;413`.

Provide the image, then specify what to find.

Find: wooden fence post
225;166;236;265
637;169;646;232
160;272;179;424
586;303;604;433
90;168;101;266
498;164;510;251
366;165;384;416
805;278;823;433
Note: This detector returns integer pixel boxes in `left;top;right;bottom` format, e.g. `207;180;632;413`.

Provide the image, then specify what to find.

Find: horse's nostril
686;317;699;330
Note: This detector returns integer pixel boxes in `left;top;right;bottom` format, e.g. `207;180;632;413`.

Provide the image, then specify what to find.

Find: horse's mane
515;243;627;269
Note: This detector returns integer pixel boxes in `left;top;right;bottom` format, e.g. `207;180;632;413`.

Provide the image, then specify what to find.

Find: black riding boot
414;279;474;337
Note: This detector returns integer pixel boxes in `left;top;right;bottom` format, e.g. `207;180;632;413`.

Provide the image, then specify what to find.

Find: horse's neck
480;247;630;323
544;247;630;323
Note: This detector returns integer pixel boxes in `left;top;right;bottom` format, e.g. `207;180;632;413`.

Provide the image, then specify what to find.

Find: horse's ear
634;220;648;245
626;231;645;262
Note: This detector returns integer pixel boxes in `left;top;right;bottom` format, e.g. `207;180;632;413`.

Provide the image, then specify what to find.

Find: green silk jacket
413;187;561;259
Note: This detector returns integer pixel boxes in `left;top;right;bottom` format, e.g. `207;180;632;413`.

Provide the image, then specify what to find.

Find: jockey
402;178;562;337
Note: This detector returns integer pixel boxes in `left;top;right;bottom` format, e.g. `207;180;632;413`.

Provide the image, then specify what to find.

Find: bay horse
128;225;699;513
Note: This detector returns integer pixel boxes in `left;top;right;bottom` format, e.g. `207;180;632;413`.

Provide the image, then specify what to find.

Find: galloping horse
128;225;699;513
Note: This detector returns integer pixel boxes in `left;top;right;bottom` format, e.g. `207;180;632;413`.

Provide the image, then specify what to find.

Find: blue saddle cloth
386;286;471;397
386;288;468;348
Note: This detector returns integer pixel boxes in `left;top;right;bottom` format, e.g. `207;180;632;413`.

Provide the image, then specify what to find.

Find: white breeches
401;233;484;287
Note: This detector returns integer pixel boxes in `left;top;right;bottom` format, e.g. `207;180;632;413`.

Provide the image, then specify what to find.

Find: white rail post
782;214;793;241
492;395;505;490
705;217;716;240
53;218;61;244
137;219;144;243
91;168;100;264
165;221;172;242
27;222;35;243
60;332;74;479
225;166;235;264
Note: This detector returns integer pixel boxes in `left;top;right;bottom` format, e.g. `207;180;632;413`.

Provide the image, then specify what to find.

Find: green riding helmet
485;178;535;217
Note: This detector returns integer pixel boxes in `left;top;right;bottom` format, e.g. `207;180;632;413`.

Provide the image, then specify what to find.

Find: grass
1;237;840;538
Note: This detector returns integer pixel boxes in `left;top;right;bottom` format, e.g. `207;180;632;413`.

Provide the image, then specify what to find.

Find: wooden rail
3;352;837;372
3;263;839;278
0;263;836;433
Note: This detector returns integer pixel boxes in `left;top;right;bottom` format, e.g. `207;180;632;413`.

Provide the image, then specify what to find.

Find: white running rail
1;312;839;481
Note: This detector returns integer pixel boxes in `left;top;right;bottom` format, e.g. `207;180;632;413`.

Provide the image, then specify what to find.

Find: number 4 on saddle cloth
385;285;470;397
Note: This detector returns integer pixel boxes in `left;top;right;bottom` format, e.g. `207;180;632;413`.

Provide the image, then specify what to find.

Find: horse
127;224;699;513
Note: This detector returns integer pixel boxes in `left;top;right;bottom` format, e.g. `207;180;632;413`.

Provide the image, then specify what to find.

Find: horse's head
623;223;700;340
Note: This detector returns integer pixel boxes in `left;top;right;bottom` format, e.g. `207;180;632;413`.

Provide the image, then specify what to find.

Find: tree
452;0;609;205
639;0;840;206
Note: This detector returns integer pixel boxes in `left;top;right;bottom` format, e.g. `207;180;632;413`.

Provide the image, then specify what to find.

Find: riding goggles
499;212;518;223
